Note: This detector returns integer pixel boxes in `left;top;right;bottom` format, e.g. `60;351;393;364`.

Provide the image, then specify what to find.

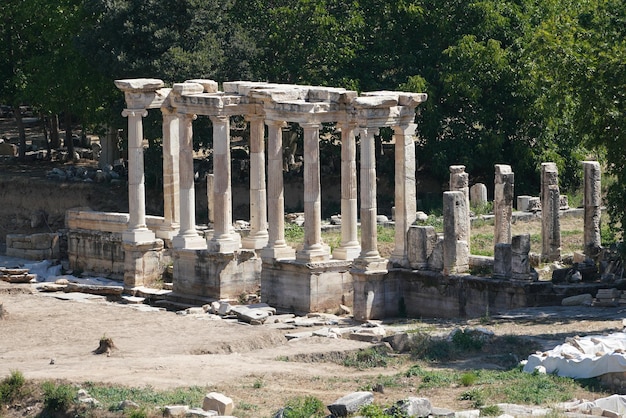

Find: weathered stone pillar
493;243;512;279
449;165;470;250
353;127;386;271
390;123;417;267
296;122;329;262
207;173;214;224
408;226;438;270
121;107;155;244
242;115;269;250
172;112;206;250
541;162;561;261
99;126;118;169
158;108;180;240
333;122;360;260
583;161;602;257
208;115;240;253
470;183;488;207
442;191;469;275
494;164;514;245
261;120;295;260
511;234;532;280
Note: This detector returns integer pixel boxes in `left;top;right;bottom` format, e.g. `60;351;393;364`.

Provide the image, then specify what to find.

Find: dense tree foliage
0;0;624;235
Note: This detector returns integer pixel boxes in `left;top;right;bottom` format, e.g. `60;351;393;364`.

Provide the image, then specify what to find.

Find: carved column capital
121;109;148;118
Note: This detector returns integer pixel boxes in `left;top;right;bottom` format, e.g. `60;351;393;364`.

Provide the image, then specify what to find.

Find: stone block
561;294;593;306
202;392;233;415
470;183;487;206
163;405;189;417
391;397;431;417
327;391;374;417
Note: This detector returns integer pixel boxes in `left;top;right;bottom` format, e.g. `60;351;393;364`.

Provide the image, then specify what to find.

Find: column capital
209;114;229;124
179;113;198;122
266;119;287;128
393;123;417;135
300;121;321;129
121;109;148;118
244;114;265;123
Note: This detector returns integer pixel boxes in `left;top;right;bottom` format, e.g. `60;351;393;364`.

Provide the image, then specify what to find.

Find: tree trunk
50;114;60;149
41;113;51;160
64;111;74;161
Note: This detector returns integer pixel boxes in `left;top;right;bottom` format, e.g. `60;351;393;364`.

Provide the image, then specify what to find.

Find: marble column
297;122;329;262
353;127;386;271
158;108;180;240
242;115;269;250
583;161;602;257
449;165;470;251
208;115;240;253
172;113;206;249
332;122;360;260
541;162;561;261
390;123;417;267
261;120;295;260
121;108;155;244
442;191;469;275
494;164;514;245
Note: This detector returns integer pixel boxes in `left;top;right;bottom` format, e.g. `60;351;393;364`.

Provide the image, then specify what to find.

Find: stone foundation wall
173;249;261;301
261;260;353;315
5;233;60;260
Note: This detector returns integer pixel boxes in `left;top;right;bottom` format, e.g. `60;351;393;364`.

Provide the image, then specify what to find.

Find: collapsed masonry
62;77;605;320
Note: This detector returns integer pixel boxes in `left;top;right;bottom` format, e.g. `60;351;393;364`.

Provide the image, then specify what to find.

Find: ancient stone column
332;122;360;260
242;115;269;250
449;165;470;250
297;122;329;262
208;115;240;253
99;126;118;169
390;123;418;267
511;234;532;280
541;162;561;261
493;243;512;279
470;183;488;207
158;108;180;240
207;173;214;224
172;113;206;250
353;127;384;268
121;108;155;244
261;120;295;260
442;191;469;275
583;161;602;257
494;164;514;245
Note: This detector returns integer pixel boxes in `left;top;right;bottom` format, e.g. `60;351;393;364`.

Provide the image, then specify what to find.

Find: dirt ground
1;281;625;417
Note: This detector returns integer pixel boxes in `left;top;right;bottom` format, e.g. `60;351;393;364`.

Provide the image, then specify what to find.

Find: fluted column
172;113;206;249
208;115;240;253
158;108;180;240
333;122;360;260
242;115;269;250
261;120;295;260
122;108;155;244
297;122;329;262
390;123;417;267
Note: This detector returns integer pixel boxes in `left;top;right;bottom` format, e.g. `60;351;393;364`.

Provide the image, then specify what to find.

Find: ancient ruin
9;77;606;320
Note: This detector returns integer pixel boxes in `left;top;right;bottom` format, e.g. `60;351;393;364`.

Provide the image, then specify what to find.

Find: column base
123;228;156;244
172;234;207;250
207;233;242;253
242;232;269;250
261;245;296;261
296;245;331;263
332;245;361;261
155;224;180;241
389;252;409;268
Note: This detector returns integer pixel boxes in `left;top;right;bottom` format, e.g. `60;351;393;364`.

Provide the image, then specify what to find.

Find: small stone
117;400;140;411
163;405;189;417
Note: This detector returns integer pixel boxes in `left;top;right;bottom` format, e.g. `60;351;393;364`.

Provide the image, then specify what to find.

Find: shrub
460;372;478;386
42;381;75;412
451;329;484;351
343;346;392;369
281;395;325;418
0;370;26;405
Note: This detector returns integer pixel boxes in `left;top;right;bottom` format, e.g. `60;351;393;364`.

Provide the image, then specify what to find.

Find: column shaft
122;109;155;243
242;115;269;249
358;127;380;260
159;109;180;240
494;164;514;245
261;121;295;260
333;122;360;260
173;113;206;249
583;161;602;257
390;123;417;266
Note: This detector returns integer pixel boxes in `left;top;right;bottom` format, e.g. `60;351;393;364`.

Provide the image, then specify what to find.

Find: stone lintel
185;79;219;93
172;82;204;96
115;78;164;92
361;90;428;107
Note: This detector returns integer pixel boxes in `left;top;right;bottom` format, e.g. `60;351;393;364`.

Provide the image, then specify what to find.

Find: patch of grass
377;225;395;243
472;201;493;217
460;372;478;386
84;383;205;411
460;387;485;408
451;329;484;351
281;395;325;418
0;370;26;405
409;332;454;362
471;233;495;256
42;381;75;412
480;404;503;416
343;346;393;369
415;215;444;232
252;377;264;389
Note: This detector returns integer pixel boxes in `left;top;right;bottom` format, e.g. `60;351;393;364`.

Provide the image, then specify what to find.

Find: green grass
83;383;206;411
0;370;26;405
343;346;394;369
281;395;325;418
42;381;75;412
